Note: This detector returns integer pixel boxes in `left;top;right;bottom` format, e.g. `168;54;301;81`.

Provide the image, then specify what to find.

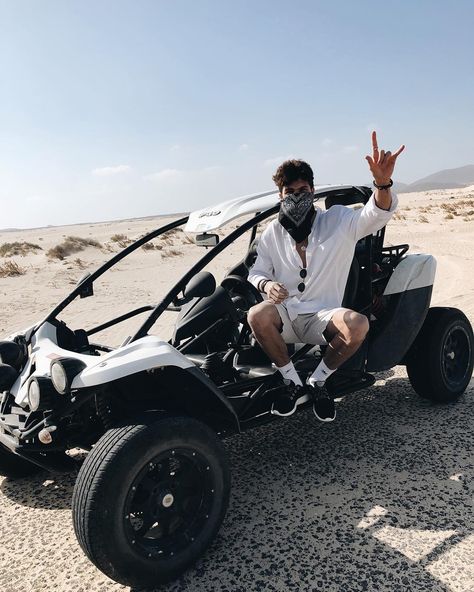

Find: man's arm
347;189;398;241
373;186;393;211
247;229;274;291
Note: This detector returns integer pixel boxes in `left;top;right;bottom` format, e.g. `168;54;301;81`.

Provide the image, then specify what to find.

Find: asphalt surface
1;367;474;592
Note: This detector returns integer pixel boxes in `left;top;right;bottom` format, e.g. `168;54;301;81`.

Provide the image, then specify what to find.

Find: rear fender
367;254;436;371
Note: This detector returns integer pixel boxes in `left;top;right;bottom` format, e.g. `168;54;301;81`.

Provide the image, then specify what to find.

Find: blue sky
1;0;473;228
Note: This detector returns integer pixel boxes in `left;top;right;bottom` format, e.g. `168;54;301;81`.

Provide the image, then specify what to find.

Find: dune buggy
0;185;473;588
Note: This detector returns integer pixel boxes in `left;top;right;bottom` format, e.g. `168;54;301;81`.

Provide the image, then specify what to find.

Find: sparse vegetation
441;203;459;216
419;215;429;223
47;236;102;260
0;241;42;257
444;213;454;220
0;260;26;277
73;258;87;268
393;211;406;220
110;233;132;248
163;248;183;257
162;228;181;239
141;240;164;251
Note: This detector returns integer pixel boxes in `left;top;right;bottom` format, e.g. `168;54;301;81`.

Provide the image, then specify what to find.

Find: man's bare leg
247;302;303;387
309;308;369;386
247;301;290;367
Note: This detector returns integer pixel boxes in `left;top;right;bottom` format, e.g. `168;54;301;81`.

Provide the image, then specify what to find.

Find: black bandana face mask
278;192;315;243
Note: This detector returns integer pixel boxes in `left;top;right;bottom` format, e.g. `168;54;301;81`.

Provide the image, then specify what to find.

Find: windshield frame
30;185;371;345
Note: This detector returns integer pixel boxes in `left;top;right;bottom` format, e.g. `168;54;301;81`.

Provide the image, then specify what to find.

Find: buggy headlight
50;358;86;394
28;377;56;411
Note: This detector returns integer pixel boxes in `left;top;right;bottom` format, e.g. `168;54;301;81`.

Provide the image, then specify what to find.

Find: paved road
1;368;474;592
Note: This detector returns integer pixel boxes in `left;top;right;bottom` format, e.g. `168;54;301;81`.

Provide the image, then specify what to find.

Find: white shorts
275;304;344;345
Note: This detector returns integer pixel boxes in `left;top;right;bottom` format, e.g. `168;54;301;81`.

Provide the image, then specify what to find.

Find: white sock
277;361;303;387
308;359;336;387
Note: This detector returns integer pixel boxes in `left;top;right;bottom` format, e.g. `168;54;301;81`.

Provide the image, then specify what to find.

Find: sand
0;186;473;591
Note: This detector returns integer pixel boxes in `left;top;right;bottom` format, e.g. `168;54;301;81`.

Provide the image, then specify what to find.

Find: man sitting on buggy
247;132;405;421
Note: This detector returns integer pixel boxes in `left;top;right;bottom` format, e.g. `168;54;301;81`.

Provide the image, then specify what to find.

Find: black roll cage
33;185;373;345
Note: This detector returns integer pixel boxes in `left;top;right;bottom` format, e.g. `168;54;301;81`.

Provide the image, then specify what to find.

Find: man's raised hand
365;131;405;185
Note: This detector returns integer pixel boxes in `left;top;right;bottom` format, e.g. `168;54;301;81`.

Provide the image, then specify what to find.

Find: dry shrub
444;213;454;220
47;236;102;260
141;241;164;251
163;248;183;257
455;199;474;207
419;215;429;223
0;241;42;257
0;260;26;277
110;233;131;248
74;258;86;269
441;203;460;215
393;211;406;220
162;228;180;239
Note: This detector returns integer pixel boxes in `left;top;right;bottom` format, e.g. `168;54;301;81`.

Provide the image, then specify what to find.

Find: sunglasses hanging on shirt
298;268;307;293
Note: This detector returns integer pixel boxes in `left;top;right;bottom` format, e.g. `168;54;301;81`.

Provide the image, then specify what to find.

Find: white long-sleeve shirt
248;191;398;320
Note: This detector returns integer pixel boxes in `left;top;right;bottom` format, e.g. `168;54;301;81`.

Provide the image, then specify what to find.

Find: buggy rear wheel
406;307;474;402
72;415;230;588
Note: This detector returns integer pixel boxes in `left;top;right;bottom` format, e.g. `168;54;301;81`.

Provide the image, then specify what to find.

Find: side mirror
77;272;94;298
183;272;216;299
195;233;219;248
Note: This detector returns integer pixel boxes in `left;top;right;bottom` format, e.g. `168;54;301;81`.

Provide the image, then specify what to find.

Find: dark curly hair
272;159;314;193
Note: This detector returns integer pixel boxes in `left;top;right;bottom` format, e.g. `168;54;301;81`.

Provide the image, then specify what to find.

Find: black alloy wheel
124;448;215;559
406;307;474;402
441;325;471;391
72;414;230;588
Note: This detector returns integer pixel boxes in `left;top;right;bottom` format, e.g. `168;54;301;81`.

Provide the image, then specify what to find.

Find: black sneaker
270;382;309;417
308;383;336;422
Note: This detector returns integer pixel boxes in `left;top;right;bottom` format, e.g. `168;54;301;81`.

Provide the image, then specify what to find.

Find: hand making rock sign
365;130;405;186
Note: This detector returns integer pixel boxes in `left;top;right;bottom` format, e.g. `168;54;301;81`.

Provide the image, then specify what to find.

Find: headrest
244;238;259;269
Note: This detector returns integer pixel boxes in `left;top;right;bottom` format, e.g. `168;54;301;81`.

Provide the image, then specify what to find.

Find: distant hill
401;164;474;193
392;181;409;193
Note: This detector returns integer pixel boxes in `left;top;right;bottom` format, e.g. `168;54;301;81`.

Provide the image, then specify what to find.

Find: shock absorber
95;394;115;430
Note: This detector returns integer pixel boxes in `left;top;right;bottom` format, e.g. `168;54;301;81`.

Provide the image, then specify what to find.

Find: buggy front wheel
71;415;230;588
406;307;474;402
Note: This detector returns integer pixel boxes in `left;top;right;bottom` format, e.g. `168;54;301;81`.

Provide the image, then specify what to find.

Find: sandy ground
0;186;473;591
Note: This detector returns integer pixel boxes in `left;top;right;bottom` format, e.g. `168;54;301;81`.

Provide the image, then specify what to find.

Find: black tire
0;443;43;479
72;415;231;588
406;307;474;402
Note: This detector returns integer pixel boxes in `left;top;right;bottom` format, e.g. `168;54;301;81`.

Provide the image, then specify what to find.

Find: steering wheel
221;275;263;312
